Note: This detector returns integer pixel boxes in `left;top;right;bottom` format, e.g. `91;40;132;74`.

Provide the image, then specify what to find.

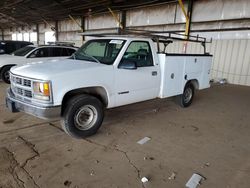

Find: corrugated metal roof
0;0;177;29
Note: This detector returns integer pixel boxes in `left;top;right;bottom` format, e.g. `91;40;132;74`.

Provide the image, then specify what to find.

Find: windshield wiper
83;52;101;64
72;52;101;64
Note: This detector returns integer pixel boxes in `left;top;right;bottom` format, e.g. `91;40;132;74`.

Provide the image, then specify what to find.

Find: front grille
16;88;23;95
11;74;33;99
15;77;22;84
24;90;32;98
23;79;31;87
12;76;32;88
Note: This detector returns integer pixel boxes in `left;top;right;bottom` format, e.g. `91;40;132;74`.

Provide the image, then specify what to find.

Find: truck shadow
103;91;204;126
103;97;176;125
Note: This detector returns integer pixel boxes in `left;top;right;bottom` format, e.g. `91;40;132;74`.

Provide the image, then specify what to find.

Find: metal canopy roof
0;0;177;29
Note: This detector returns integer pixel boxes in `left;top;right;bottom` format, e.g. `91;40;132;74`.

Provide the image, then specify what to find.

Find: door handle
152;71;157;76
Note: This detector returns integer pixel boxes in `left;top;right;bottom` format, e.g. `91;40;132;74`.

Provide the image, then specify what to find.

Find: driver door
115;41;160;106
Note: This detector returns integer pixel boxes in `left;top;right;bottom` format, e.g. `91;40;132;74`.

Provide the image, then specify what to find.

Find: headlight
33;81;51;101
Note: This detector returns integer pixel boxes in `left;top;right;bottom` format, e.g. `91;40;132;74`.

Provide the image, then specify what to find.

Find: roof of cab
27;45;78;49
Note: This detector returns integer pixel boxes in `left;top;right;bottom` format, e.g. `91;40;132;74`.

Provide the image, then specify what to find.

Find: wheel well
61;87;109;115
0;64;16;74
187;79;199;90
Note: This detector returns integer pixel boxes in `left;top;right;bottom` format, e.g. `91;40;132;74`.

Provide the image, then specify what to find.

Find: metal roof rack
47;41;75;47
79;28;212;54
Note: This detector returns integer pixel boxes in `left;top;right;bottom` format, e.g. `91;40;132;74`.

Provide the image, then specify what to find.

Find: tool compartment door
161;56;185;98
185;56;203;74
200;56;212;89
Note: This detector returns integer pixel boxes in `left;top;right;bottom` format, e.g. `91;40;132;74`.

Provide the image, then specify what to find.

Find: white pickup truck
6;36;212;138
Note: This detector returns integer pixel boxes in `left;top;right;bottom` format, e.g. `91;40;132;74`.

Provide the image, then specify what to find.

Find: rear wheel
0;66;12;84
61;95;104;138
177;82;194;108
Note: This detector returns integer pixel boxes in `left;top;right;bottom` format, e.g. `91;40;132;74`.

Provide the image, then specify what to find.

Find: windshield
12;46;35;56
71;39;125;65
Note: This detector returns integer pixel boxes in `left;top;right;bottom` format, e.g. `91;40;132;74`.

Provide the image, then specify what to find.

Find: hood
10;59;109;80
0;54;13;58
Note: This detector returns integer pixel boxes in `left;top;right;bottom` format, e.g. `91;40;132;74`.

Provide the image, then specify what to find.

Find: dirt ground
0;82;249;188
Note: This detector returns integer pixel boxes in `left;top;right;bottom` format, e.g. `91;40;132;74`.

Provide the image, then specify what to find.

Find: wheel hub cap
74;105;98;130
184;88;192;103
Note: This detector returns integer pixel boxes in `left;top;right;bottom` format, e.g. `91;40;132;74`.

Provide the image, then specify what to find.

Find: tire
0;66;12;84
61;94;104;138
177;82;194;108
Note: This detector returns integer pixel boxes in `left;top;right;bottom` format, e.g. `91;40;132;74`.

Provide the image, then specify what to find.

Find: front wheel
176;83;194;108
0;66;12;84
61;95;104;138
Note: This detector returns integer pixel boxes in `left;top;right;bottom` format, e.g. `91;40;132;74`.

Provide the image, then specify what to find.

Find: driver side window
29;48;49;58
121;41;153;67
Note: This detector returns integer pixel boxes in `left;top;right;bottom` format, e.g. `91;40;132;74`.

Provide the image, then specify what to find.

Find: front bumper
6;88;61;120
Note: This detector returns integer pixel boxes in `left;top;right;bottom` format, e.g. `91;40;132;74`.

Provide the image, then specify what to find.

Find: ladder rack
79;28;212;54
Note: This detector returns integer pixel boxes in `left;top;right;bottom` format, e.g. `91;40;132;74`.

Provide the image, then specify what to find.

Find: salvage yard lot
0;81;250;188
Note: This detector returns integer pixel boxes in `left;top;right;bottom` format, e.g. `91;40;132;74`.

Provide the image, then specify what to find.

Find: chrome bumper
6;88;61;120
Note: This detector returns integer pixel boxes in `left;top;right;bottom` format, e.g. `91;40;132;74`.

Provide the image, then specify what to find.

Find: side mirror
118;59;137;70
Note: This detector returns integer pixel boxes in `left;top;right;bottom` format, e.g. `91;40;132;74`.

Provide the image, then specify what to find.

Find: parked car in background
0;40;33;55
0;43;78;83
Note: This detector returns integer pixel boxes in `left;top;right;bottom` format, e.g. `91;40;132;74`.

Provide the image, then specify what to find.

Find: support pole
1;29;4;40
55;20;59;41
187;0;193;38
178;0;193;53
108;7;123;29
178;0;190;38
69;15;82;30
81;16;85;42
42;18;54;29
69;15;84;44
36;24;39;45
121;10;126;30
